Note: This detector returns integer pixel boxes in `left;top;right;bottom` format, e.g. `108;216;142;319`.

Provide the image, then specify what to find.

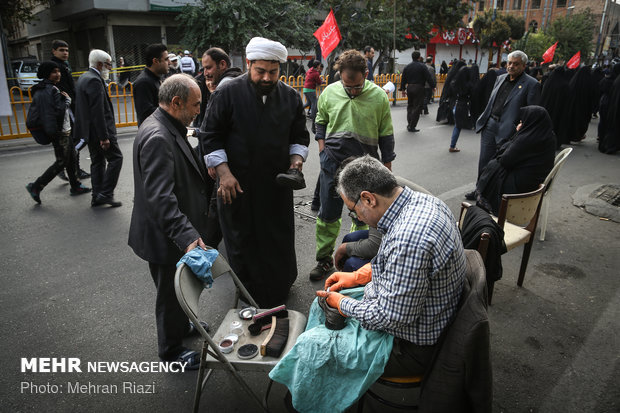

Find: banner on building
314;9;342;59
149;0;199;12
428;28;477;45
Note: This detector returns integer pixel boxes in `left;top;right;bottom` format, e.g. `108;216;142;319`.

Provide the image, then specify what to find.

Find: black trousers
148;262;188;360
34;133;79;189
87;137;123;198
406;84;425;129
382;338;436;376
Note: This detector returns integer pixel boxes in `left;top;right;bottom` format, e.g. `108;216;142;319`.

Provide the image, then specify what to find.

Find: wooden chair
174;251;307;412
539;147;573;241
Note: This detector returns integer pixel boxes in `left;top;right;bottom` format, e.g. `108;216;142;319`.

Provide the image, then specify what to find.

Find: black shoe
309;258;334;281
91;194;122;208
464;190;476;201
407;127;420;132
276;168;306;190
57;171;69;182
70;184;91;196
162;349;201;371
318;296;346;330
78;169;91;180
26;183;41;204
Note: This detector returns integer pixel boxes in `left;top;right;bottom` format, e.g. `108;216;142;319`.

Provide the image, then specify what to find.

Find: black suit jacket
128;108;212;265
74;68;116;143
475;72;541;144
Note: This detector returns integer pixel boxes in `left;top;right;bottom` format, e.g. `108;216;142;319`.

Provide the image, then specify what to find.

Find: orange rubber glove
324;263;372;292
315;290;347;316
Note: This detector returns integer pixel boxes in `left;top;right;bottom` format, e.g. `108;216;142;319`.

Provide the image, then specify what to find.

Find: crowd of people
22;35;618;412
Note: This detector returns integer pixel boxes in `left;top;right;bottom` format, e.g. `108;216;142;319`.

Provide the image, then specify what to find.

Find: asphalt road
1;102;619;413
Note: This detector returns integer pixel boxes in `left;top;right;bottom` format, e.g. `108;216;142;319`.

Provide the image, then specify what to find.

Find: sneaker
449;147;460;153
276;168;306;190
70;184;92;196
309;258;334;281
26;183;41;204
78;169;91;179
57;171;69;182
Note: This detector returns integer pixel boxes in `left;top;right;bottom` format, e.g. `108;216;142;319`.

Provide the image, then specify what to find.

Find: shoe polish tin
238;307;257;320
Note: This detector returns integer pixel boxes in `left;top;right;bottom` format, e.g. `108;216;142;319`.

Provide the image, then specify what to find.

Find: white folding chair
539;147;573;241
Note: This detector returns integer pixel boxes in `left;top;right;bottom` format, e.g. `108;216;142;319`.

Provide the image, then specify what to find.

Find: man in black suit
74;49;123;207
129;74;211;368
134;43;169;126
400;51;435;132
465;50;542;206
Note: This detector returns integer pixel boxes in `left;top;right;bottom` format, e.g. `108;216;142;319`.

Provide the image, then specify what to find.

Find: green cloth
269;287;394;413
315;80;393;147
315;216;341;261
302;87;315;93
350;221;369;232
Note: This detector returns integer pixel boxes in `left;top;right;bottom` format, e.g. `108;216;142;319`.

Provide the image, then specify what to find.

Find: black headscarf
37;61;59;79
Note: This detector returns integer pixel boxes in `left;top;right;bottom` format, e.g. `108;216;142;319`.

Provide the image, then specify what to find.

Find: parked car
11;58;40;92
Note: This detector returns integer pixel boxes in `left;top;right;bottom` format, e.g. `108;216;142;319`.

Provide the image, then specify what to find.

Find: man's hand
185;237;207;253
207;167;216;180
383;161;392;171
334;243;350;271
289;154;303;171
215;163;243;204
324;271;357;292
316;290;346;315
402;90;407;97
100;139;110;150
317;138;325;153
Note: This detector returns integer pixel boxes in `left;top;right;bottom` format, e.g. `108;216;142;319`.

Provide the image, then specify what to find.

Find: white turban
245;37;288;63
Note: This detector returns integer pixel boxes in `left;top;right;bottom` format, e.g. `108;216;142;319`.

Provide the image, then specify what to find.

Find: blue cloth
269;287;394;413
176;248;219;288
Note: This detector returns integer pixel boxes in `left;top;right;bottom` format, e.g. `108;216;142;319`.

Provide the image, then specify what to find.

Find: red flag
566;51;581;69
313;9;342;60
542;42;557;64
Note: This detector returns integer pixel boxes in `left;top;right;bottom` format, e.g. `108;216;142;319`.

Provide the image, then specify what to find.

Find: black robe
452;66;477;130
541;66;572;149
565;66;596;144
600;70;620;154
201;74;310;307
437;61;466;124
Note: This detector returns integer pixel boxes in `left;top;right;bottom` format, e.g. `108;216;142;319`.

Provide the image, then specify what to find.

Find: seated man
270;156;466;412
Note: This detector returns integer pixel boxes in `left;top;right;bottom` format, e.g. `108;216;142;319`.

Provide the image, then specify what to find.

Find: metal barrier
1;73;447;140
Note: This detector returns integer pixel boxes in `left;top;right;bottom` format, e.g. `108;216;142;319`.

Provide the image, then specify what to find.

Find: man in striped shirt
317;155;466;375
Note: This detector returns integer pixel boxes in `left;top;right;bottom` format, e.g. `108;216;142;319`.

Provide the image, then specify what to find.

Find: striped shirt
339;187;466;345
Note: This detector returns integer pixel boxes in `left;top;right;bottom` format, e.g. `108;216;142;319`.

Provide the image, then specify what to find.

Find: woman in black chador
598;64;620;154
471;67;497;122
436;60;465;124
448;65;478;152
475;106;556;215
541;65;574;149
565;65;597;145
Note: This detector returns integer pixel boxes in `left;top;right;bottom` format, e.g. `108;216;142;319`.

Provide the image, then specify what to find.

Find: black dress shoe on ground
91;195;122;208
276;168;306;190
407;127;420;132
464;190;476;201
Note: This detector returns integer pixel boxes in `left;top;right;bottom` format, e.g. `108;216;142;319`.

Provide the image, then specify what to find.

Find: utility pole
594;0;610;63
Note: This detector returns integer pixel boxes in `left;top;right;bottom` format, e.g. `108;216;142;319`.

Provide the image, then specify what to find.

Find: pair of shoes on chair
309;258;334;281
70;184;91;196
91;194;122;208
276;168;306;190
449;147;460;153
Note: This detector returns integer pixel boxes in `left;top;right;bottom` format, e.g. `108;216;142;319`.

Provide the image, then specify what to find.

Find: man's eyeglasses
342;85;364;93
103;61;112;68
347;194;361;220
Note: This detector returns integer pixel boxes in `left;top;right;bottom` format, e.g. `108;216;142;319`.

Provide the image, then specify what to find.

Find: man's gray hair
159;73;198;104
336;155;398;201
508;50;528;65
88;49;112;67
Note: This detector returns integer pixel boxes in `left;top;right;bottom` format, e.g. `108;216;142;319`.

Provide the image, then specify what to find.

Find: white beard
101;68;110;81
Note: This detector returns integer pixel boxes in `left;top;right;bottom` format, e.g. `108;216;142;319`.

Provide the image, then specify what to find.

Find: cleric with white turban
245;37;288;63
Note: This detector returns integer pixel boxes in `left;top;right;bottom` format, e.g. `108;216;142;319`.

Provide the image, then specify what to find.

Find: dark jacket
50;56;75;111
128;108;211;265
74;68;116;143
27;80;67;137
400;60;435;90
420;250;492;413
133;68;162;126
475;72;541;144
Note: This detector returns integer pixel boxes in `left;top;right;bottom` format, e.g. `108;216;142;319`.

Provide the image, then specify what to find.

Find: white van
11;58;40;92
